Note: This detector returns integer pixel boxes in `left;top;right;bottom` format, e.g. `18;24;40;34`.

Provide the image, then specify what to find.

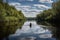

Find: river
9;20;56;40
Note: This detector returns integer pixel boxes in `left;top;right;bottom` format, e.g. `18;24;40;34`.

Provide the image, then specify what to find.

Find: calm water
9;21;56;40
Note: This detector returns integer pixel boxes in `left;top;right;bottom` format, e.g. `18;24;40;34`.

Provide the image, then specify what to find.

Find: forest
37;1;60;23
0;0;60;40
0;0;26;40
36;0;60;40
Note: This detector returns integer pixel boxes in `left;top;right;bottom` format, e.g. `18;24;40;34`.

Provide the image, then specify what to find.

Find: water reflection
3;20;25;40
37;21;56;40
9;21;56;40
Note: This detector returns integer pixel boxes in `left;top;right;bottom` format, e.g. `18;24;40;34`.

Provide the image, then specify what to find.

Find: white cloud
18;0;26;1
15;5;31;11
15;5;31;8
39;0;53;3
23;12;37;17
14;5;43;17
8;2;21;6
14;5;39;17
7;0;53;17
8;3;46;17
26;0;34;1
18;0;34;2
34;4;51;9
22;9;43;17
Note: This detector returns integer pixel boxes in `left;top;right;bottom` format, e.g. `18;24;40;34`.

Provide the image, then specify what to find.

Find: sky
6;0;56;17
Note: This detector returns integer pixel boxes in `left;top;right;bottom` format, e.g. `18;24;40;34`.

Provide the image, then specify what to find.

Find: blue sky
7;0;56;17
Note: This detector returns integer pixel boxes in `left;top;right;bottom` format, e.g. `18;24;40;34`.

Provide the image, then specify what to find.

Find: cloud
8;2;21;6
39;0;53;3
26;0;34;1
15;5;43;17
15;5;31;8
23;11;42;17
22;9;43;17
34;4;51;9
18;0;26;1
14;5;40;17
23;12;38;17
18;0;34;2
8;1;51;17
15;5;31;11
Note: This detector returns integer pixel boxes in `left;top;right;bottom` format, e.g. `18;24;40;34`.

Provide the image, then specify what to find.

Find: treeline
36;0;60;24
0;0;26;40
36;0;60;39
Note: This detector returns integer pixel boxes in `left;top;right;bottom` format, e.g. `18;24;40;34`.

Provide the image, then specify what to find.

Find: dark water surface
9;21;56;40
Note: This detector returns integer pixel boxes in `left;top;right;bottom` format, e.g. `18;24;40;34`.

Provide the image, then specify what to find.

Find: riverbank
36;0;60;40
0;0;26;40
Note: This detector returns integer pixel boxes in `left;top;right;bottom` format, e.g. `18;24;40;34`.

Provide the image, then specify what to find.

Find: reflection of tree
0;1;26;40
36;21;56;38
53;24;60;40
0;16;25;40
36;0;60;40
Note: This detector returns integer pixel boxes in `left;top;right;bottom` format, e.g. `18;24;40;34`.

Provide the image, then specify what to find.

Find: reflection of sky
15;21;51;34
6;0;56;17
9;21;56;40
10;21;52;37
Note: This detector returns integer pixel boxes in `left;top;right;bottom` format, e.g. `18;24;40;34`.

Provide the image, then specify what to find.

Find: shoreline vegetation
0;0;26;40
0;0;60;40
36;0;60;40
36;0;60;25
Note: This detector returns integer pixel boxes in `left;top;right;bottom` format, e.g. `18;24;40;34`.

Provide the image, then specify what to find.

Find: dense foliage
0;0;26;40
36;0;60;40
37;0;60;23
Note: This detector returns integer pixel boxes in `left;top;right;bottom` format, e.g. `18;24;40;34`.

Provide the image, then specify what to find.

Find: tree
0;2;26;40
